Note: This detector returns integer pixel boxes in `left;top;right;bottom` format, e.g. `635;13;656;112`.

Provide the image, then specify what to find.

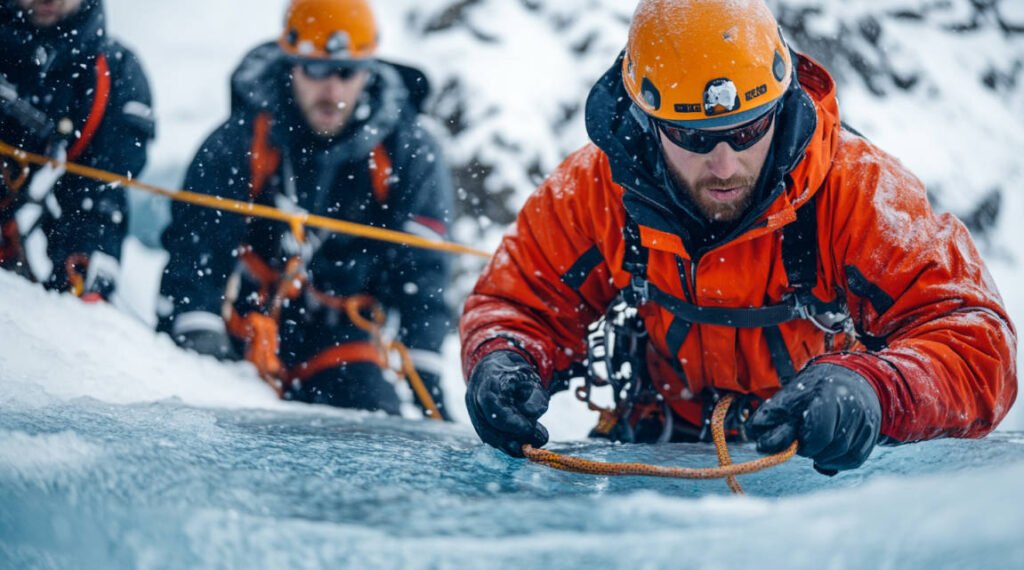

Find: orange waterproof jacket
460;54;1018;443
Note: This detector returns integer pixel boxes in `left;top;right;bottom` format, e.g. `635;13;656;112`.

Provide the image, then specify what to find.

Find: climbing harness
222;244;446;421
619;204;854;388
536;200;853;490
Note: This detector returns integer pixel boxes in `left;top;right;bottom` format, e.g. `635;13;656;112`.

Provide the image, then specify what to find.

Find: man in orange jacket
460;0;1017;474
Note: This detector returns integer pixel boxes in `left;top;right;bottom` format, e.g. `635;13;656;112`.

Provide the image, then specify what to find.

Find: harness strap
621;218;648;276
620;217;651;310
644;281;844;328
249;112;281;200
781;194;819;293
369;143;392;204
67;53;111;162
773;193;823;381
288;341;387;382
248;117;392;207
615;194;844;390
2;54;109;267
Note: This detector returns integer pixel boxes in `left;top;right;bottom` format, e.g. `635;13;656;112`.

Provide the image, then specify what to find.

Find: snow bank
0;271;284;410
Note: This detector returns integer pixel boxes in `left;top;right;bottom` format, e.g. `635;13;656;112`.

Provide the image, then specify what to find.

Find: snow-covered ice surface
3;395;1024;569
2;272;1024;569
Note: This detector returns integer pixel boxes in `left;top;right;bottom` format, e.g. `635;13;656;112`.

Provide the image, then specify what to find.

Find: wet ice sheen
1;396;1023;569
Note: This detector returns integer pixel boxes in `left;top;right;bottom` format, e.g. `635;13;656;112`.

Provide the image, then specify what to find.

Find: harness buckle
790;291;853;335
629;275;650;304
791;292;816;320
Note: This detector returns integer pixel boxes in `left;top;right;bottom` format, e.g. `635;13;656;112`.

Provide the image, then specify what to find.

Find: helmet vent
773;51;786;81
641;77;661;111
326;31;352;57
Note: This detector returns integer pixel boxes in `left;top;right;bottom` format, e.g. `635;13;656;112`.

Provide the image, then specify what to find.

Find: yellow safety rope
522;395;797;494
0;139;455;417
0;140;490;259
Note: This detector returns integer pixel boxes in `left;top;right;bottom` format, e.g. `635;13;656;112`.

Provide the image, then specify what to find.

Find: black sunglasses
299;61;367;81
654;104;778;154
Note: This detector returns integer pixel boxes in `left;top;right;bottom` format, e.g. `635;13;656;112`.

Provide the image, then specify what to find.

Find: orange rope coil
522;395;796;493
342;296;446;421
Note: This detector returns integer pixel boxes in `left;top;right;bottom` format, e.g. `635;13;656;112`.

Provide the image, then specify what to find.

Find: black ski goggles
298;60;372;81
653;103;779;154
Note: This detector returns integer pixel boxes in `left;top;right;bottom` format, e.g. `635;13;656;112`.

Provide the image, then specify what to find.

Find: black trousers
284;361;401;415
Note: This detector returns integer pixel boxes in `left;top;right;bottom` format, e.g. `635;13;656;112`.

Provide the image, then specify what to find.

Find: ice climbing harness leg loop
340;294;447;422
522;394;796;494
230;221;446;421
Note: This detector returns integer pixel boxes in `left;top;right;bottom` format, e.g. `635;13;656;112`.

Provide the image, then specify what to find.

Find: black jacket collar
584;50;818;256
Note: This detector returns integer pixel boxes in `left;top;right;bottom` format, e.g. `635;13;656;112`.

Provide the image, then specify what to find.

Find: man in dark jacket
0;0;155;300
159;0;454;419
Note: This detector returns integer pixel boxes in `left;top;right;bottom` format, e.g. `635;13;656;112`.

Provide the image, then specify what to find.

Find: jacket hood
0;0;106;75
585;50;841;253
229;41;429;163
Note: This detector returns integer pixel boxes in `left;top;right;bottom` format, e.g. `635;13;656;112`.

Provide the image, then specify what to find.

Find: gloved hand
750;363;882;475
465;350;550;457
174;329;239;361
414;369;451;421
80;250;119;303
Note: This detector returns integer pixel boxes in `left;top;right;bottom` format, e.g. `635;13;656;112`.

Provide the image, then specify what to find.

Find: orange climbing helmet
622;0;792;128
278;0;379;61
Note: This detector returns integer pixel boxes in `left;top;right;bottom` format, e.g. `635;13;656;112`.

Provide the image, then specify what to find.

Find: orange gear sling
0;140;795;488
226;248;446;421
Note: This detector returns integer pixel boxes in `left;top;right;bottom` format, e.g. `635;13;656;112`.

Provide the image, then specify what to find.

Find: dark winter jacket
0;0;154;289
461;53;1017;444
160;42;454;376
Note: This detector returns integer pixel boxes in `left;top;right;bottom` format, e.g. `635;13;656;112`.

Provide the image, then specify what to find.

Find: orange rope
64;253;90;297
1;157;29;191
710;393;743;494
0;140;490;259
523;395;796;493
342;296;446;421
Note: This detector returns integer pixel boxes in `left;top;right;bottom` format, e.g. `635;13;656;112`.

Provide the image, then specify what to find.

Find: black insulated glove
750;363;882;475
465;350;550;458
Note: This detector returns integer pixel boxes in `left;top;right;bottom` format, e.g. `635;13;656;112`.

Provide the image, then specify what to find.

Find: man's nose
705;142;741;180
323;76;348;100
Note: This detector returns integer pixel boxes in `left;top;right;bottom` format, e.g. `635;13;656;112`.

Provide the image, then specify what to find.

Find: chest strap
622;194;847;384
67;53;111;162
249;112;281;200
629;279;845;329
